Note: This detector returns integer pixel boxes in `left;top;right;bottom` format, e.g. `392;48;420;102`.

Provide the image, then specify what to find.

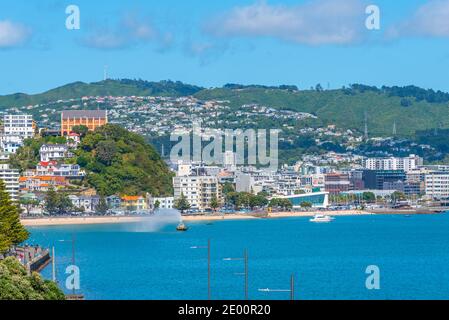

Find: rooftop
61;110;107;119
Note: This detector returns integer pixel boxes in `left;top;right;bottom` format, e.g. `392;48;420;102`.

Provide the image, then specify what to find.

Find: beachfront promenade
20;210;373;227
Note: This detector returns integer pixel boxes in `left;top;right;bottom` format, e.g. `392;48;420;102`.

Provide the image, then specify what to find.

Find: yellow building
121;196;147;211
61;110;108;136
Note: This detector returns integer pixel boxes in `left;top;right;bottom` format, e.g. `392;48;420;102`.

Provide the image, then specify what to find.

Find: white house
40;144;73;162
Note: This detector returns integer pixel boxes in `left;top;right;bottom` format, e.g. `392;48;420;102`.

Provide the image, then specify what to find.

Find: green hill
1;80;449;137
194;85;449;137
0;79;204;108
75;124;174;196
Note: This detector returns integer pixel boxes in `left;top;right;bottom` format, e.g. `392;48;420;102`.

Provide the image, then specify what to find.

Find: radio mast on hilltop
364;111;369;140
103;65;108;81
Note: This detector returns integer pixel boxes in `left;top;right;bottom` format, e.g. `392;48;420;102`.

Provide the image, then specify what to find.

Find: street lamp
223;249;248;300
258;274;295;300
190;239;211;300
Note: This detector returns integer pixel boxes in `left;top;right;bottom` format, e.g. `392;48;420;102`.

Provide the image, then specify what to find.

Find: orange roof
19;177;28;182
121;196;142;201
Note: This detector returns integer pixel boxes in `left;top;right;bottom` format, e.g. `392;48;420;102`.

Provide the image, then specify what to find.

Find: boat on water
310;214;333;223
176;222;189;231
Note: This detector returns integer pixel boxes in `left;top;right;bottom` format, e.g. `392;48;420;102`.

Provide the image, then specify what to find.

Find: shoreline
21;210;372;227
22;209;446;227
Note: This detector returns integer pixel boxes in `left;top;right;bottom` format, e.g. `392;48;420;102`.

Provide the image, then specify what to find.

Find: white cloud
388;0;449;38
0;20;31;48
82;14;160;49
204;0;367;45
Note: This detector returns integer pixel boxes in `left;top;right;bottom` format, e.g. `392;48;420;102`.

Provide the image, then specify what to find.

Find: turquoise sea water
28;213;449;300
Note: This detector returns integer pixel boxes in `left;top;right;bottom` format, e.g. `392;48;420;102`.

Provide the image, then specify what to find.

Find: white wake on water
125;209;182;232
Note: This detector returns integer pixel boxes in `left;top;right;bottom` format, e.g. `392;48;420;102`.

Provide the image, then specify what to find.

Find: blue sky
1;0;449;94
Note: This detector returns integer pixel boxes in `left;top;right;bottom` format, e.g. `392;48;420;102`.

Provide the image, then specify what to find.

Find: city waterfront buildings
363;154;423;172
173;175;220;211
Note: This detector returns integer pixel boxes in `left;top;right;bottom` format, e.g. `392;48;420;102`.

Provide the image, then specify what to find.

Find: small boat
310;214;333;223
176;222;189;231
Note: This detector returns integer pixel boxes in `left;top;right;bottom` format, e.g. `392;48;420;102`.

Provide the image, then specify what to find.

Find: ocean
28;212;449;300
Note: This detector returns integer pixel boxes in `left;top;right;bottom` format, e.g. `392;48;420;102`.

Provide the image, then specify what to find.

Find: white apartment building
0;164;20;201
153;197;175;209
3;114;34;139
425;172;449;199
0;135;23;154
40;144;72;162
364;154;423;172
173;175;220;211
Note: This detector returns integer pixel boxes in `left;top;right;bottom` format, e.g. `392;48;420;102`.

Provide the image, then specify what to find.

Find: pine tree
174;193;191;214
0;180;29;253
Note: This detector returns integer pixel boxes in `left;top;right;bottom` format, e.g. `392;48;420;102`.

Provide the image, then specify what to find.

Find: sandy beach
21;210;372;226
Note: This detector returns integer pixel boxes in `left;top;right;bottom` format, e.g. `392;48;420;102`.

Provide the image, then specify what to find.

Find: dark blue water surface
28;213;449;300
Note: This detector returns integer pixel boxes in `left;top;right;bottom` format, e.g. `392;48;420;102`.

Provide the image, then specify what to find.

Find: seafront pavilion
279;191;330;209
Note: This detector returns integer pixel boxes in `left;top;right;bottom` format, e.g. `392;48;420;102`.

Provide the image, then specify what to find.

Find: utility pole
258;274;295;300
223;249;249;300
191;239;212;300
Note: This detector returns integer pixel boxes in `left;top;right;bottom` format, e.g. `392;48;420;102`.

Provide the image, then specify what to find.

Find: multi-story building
19;176;68;192
121;196;147;211
33;161;85;178
152;197;175;209
61;110;108;136
280;191;330;209
0;135;24;154
40;144;73;162
363;154;423;172
425;172;449;199
362;170;406;190
69;195;101;213
173;175;220;211
324;173;351;195
3;114;35;139
0;164;20;201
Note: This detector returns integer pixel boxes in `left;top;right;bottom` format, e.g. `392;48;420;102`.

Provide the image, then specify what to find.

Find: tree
56;193;73;215
72;125;89;138
154;200;160;211
0;180;29;253
174;193;191;214
300;201;313;209
45;189;73;216
0;257;65;300
210;195;219;212
95;196;109;215
249;194;268;209
222;182;235;195
44;189;59;216
95;140;117;165
362;192;376;203
19;198;40;216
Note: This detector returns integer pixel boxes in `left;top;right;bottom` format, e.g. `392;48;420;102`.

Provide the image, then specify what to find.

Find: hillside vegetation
1;80;449;137
76;124;174;196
